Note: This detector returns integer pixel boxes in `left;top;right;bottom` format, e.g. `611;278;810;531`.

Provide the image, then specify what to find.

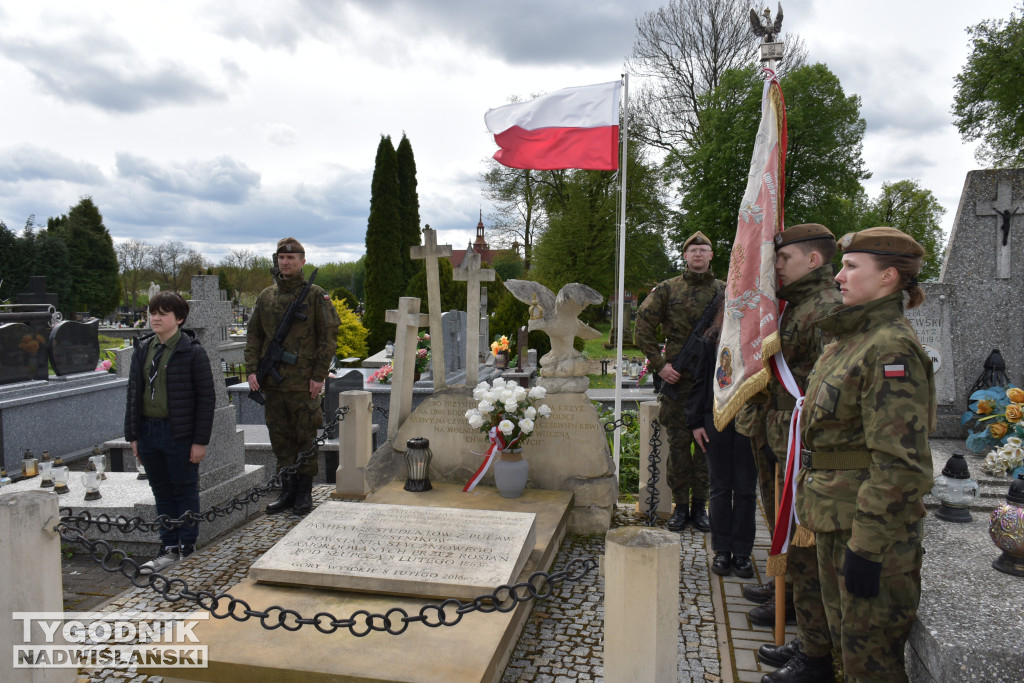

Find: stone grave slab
250;501;537;599
47;319;100;375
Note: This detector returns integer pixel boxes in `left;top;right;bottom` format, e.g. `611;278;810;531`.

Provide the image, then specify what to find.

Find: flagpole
613;73;629;476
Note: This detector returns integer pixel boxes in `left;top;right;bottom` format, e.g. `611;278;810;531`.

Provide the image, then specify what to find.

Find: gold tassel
766;553;787;577
791;524;816;548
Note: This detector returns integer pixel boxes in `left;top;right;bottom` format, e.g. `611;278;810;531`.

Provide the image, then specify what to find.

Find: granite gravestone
913;170;1024;436
47;319;100;375
0;324;48;385
440;310;467;375
250;501;537;599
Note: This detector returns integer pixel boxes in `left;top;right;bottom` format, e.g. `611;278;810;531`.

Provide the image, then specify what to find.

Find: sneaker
742;582;774;604
179;544;195;559
732;555;755;578
711;551;732;575
140;545;180;574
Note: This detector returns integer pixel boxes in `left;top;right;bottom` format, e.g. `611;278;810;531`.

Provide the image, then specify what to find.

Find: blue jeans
138;418;200;547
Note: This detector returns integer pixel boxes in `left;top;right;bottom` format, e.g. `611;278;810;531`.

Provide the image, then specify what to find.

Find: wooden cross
410;226;453;390
975;180;1024;279
385;297;429;441
453;251;495;386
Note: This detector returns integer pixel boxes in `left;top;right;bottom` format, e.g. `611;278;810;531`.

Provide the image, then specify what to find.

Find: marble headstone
250;501;537;599
47;319;100;375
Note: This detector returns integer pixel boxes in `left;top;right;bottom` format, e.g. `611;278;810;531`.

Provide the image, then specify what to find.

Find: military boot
749;594;796;627
691;498;711;533
743;582;774;604
292;475;314;516
759;651;832;683
757;638;801;668
265;475;296;514
666;504;690;532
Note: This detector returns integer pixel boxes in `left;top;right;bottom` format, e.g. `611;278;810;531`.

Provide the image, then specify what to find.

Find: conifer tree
396;134;422;282
48;197;120;317
363;136;404;352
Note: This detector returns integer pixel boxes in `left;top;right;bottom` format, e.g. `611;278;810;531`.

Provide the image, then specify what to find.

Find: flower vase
494;351;509;369
493;449;528;498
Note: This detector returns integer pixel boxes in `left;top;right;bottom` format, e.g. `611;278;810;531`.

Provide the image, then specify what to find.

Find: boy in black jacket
124;292;215;573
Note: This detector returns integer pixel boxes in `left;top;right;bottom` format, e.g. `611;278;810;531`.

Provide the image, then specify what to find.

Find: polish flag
484;81;621;171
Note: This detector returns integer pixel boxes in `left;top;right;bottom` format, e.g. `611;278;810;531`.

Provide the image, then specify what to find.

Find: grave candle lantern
404;437;433;492
39;460;54;488
21;449;38;478
52;466;70;494
932;452;979;523
83;471;102;501
990;473;1024;577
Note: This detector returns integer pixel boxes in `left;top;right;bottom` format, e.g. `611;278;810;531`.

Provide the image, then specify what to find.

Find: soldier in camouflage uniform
795;227;935;683
635;231;725;532
246;237;341;515
756;224;843;682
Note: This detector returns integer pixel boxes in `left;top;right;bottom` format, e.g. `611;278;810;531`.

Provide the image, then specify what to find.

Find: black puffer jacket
124;330;216;445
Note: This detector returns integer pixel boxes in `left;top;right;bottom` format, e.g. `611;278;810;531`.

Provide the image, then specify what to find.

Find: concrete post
604;526;679;682
333;390;374;498
0;491;76;682
636;400;673;520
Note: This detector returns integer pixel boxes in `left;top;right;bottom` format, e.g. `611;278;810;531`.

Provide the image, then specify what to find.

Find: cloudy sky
0;0;1012;265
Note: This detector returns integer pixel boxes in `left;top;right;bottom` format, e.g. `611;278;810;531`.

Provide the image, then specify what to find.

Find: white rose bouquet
462;378;551;492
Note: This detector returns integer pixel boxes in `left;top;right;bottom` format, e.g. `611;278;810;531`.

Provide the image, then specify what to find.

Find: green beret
838;227;924;257
774;223;835;248
683;231;712;251
276;237;305;255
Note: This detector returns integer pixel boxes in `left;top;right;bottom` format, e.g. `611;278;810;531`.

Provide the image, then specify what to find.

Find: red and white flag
484;81;621;171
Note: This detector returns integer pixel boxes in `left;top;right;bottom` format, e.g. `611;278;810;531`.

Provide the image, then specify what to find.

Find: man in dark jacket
124;292;215;573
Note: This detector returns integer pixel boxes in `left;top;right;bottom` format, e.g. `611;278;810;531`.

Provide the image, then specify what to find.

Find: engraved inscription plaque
905;295;955;406
250;502;537;599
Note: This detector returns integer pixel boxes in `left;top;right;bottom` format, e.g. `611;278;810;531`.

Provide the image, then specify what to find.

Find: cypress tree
48;198;120;317
396;134;422;283
363;136;404;352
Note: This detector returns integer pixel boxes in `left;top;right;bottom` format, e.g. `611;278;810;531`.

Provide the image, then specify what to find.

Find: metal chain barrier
643;419;662;527
601;412;636;433
373;405;390;419
58;406;349;534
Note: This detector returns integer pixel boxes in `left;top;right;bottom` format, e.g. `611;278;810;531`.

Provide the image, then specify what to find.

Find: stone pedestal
635;400;672;520
333;390;374;498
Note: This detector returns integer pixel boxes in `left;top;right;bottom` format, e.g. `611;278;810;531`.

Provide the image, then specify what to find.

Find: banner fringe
791;524;816;548
766;553;787;577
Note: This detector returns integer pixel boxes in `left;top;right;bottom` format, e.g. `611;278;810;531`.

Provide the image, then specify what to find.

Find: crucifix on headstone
453;251;495;386
385;297;429;441
410;226;453;390
975;180;1024;279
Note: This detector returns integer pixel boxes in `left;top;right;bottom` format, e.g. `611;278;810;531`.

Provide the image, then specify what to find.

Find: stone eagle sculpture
503;280;603;393
749;3;784;43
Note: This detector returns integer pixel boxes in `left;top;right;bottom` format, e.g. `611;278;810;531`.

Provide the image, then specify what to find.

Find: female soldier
796;227;935;682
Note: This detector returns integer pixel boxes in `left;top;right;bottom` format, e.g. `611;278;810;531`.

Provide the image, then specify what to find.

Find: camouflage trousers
789;542;830;657
658;392;709;504
751;439;777;535
265;389;321;478
816;528;923;683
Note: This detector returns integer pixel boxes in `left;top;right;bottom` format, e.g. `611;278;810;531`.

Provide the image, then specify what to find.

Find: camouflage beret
838;227;924;257
276;237;305;255
683;231;712;251
774;223;835;248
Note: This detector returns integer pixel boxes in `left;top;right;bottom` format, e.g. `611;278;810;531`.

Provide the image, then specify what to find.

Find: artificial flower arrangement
462;378;551;492
636;357;651;388
95;358;113;373
416;332;431;374
490;335;510;357
962;385;1024;475
369;364;394;384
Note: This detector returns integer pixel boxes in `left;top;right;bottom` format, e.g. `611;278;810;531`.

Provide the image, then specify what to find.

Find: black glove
843;547;882;598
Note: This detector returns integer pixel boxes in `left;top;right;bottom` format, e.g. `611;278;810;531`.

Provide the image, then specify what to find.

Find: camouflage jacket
765;265;843;458
244;274;341;391
796;292;936;562
634;269;725;382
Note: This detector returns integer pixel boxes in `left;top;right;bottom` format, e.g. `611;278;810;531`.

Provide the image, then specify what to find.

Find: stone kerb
368;387;617;533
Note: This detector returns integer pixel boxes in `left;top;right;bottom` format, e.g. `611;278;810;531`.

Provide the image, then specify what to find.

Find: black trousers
701;414;757;556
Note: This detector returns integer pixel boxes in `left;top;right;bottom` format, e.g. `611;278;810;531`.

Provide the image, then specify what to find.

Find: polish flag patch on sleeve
883;364;907;378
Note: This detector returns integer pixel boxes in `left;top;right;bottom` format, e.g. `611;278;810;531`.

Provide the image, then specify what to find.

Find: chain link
602;412;636;433
55;520;596;637
373;405;390;419
643;418;663;527
59;407;349;533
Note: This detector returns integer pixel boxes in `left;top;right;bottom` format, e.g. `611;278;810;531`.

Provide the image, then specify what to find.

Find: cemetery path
62;488;786;683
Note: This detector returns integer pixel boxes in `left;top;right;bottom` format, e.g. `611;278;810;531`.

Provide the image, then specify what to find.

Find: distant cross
410;226;453;390
976;180;1024;279
453;251;495;386
188;275;232;409
385;297;429;441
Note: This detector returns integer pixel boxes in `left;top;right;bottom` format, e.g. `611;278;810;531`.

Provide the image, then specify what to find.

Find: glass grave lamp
968;349;1010;401
83;471;102;501
385;340;395;359
628;357;641;379
90;446;108;480
932;452;979;523
990;473;1024;577
52;466;70;495
21;449;38;478
0;468;11;487
39;460;54;488
404;437;433;492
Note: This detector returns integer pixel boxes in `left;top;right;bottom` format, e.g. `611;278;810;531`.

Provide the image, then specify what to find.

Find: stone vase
493;449;528;498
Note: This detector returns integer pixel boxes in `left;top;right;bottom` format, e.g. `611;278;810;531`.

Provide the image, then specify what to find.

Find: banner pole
613;73;629;476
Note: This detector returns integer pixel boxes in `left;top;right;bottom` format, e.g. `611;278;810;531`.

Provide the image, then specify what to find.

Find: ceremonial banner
713;76;787;430
484;81;621;171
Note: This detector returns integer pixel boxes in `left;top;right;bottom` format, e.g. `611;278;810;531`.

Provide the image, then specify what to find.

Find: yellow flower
1007;388;1024;404
989;422;1009;439
977;399;996;415
1005;404;1023;424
